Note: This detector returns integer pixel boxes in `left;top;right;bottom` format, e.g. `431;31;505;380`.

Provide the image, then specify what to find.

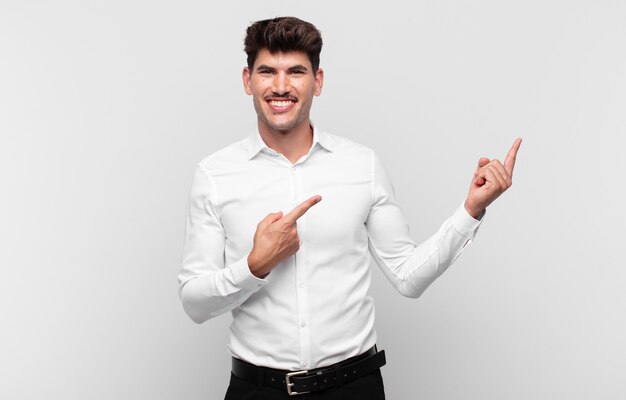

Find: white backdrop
1;1;625;399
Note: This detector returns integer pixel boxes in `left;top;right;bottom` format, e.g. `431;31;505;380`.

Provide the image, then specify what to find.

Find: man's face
243;49;323;134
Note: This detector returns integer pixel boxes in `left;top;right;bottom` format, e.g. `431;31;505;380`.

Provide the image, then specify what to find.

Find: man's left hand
464;138;522;219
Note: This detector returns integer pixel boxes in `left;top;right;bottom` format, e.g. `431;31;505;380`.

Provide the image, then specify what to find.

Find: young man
178;17;521;399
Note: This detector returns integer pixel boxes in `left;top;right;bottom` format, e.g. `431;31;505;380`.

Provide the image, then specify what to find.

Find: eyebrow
255;64;310;73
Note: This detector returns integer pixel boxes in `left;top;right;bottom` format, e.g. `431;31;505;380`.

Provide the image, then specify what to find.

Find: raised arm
367;140;521;298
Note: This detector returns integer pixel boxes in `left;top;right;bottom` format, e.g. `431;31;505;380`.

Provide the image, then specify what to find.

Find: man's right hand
247;195;322;278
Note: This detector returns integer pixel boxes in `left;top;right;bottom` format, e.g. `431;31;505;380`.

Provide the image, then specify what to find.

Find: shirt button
300;322;306;328
298;282;304;288
302;362;307;367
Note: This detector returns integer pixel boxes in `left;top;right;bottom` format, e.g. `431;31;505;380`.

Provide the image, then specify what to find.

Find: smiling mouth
267;98;297;112
269;100;294;107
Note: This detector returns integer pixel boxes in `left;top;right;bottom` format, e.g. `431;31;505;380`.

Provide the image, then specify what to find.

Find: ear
242;67;253;95
314;68;324;96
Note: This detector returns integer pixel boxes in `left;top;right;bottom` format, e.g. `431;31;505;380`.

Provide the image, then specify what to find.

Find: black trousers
224;369;386;400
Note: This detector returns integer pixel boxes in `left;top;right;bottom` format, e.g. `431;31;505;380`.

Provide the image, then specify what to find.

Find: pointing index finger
282;195;322;224
504;138;522;175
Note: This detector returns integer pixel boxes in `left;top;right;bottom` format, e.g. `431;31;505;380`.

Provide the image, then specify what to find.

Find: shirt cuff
450;202;484;238
229;256;268;291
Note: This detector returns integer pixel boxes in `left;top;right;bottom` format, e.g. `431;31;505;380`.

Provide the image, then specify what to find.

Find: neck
258;119;313;164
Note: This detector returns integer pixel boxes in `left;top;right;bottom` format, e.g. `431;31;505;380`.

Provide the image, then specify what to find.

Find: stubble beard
253;96;313;134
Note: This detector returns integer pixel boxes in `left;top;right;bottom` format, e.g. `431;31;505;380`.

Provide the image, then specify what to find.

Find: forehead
253;49;312;70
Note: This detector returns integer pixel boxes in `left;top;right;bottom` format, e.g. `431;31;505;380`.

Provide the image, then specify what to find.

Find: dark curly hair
244;17;323;73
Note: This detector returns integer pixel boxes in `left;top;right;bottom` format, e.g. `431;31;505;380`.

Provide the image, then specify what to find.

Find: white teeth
270;100;293;107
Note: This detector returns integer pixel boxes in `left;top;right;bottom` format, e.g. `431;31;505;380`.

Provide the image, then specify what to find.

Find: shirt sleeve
365;151;483;298
177;165;267;323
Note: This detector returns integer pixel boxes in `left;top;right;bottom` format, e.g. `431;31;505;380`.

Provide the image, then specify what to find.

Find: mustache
264;93;298;102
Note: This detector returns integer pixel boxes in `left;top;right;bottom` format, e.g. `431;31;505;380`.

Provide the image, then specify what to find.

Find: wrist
247;252;269;278
464;199;485;220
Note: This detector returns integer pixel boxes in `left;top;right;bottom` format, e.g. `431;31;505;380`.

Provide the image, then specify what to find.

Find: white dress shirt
178;126;482;370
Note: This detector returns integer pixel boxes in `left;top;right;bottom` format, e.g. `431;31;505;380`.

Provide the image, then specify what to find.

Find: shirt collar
246;124;335;160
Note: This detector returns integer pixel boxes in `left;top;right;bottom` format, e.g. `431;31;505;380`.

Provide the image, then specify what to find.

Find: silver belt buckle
285;370;310;396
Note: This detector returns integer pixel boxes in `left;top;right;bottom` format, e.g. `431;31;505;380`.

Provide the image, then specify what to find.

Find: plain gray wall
1;0;625;399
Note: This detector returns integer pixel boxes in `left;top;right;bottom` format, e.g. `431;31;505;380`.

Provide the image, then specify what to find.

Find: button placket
291;164;311;369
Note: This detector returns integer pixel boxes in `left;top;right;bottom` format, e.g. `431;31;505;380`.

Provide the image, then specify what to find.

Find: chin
262;117;301;133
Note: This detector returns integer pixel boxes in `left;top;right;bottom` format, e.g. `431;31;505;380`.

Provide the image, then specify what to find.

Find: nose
272;71;289;95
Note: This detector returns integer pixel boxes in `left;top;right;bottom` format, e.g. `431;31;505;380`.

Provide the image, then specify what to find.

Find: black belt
231;346;386;396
